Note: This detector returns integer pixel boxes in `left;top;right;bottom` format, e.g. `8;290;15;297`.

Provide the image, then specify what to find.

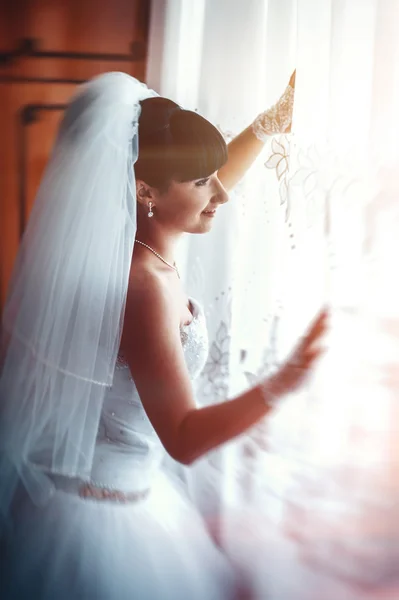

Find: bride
0;72;327;599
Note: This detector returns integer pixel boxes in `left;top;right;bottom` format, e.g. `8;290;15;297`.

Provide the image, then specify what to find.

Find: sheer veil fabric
0;72;157;523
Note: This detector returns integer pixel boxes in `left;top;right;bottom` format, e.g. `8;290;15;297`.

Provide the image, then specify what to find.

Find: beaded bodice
88;297;208;492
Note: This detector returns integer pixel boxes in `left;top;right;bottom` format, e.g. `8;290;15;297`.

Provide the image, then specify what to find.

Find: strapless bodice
88;297;208;492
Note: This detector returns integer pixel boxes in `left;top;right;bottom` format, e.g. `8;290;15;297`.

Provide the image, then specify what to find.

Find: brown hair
135;97;227;192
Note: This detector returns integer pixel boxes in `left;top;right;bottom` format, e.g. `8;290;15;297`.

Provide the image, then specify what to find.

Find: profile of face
136;172;229;235
135;96;229;234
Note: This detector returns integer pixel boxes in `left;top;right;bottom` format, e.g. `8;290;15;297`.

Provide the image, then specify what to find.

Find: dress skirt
1;469;238;600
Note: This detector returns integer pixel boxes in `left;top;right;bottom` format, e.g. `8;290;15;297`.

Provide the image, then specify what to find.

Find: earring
148;201;154;218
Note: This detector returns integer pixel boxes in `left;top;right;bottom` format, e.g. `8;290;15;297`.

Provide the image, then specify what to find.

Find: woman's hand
260;309;328;406
217;70;296;190
252;69;296;139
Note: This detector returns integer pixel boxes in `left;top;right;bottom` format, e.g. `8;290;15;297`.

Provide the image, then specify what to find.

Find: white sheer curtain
147;1;399;597
147;0;297;521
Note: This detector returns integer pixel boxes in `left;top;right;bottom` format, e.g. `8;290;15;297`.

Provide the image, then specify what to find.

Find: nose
213;178;229;206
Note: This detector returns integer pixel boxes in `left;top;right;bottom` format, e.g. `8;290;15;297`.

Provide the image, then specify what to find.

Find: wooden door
0;0;150;311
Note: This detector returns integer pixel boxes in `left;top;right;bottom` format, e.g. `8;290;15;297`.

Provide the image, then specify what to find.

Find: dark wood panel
0;0;150;310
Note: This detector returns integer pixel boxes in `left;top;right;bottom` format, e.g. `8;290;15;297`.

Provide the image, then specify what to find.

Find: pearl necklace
134;240;180;278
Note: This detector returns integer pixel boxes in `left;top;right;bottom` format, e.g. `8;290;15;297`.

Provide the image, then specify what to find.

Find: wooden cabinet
0;0;150;311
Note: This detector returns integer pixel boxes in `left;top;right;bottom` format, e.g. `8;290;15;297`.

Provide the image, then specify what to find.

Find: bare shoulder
122;267;180;344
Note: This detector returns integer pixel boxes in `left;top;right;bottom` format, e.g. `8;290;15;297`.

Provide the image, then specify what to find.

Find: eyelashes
195;178;210;187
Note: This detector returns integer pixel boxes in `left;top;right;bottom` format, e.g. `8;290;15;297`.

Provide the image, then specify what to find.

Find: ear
135;179;157;208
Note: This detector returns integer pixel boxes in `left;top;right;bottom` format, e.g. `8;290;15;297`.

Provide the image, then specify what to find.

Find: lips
202;209;216;215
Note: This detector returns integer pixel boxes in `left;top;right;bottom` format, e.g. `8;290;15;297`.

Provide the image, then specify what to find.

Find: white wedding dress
2;297;237;599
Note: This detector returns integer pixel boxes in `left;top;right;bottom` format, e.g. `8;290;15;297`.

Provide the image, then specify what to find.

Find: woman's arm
121;271;326;466
217;125;265;191
218;71;295;191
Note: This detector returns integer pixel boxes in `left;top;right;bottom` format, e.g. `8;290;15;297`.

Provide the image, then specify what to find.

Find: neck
135;212;182;264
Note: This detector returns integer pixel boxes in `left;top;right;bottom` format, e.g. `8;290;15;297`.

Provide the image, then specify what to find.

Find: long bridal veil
0;73;157;525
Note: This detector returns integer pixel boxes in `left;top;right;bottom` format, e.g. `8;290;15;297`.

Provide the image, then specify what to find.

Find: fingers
268;309;329;399
290;346;324;372
302;309;329;346
302;346;325;367
291;309;329;366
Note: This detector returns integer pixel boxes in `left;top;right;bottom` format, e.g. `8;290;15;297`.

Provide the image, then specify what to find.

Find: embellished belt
49;474;150;504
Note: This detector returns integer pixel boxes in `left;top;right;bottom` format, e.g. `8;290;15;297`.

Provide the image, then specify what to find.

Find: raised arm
121;273;326;465
218;71;295;191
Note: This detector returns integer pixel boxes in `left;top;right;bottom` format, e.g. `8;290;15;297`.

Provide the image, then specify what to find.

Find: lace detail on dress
179;310;208;380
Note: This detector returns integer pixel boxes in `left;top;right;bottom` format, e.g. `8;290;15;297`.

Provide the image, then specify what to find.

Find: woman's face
140;171;229;234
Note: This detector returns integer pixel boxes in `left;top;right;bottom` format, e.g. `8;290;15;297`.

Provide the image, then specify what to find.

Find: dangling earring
148;201;154;218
